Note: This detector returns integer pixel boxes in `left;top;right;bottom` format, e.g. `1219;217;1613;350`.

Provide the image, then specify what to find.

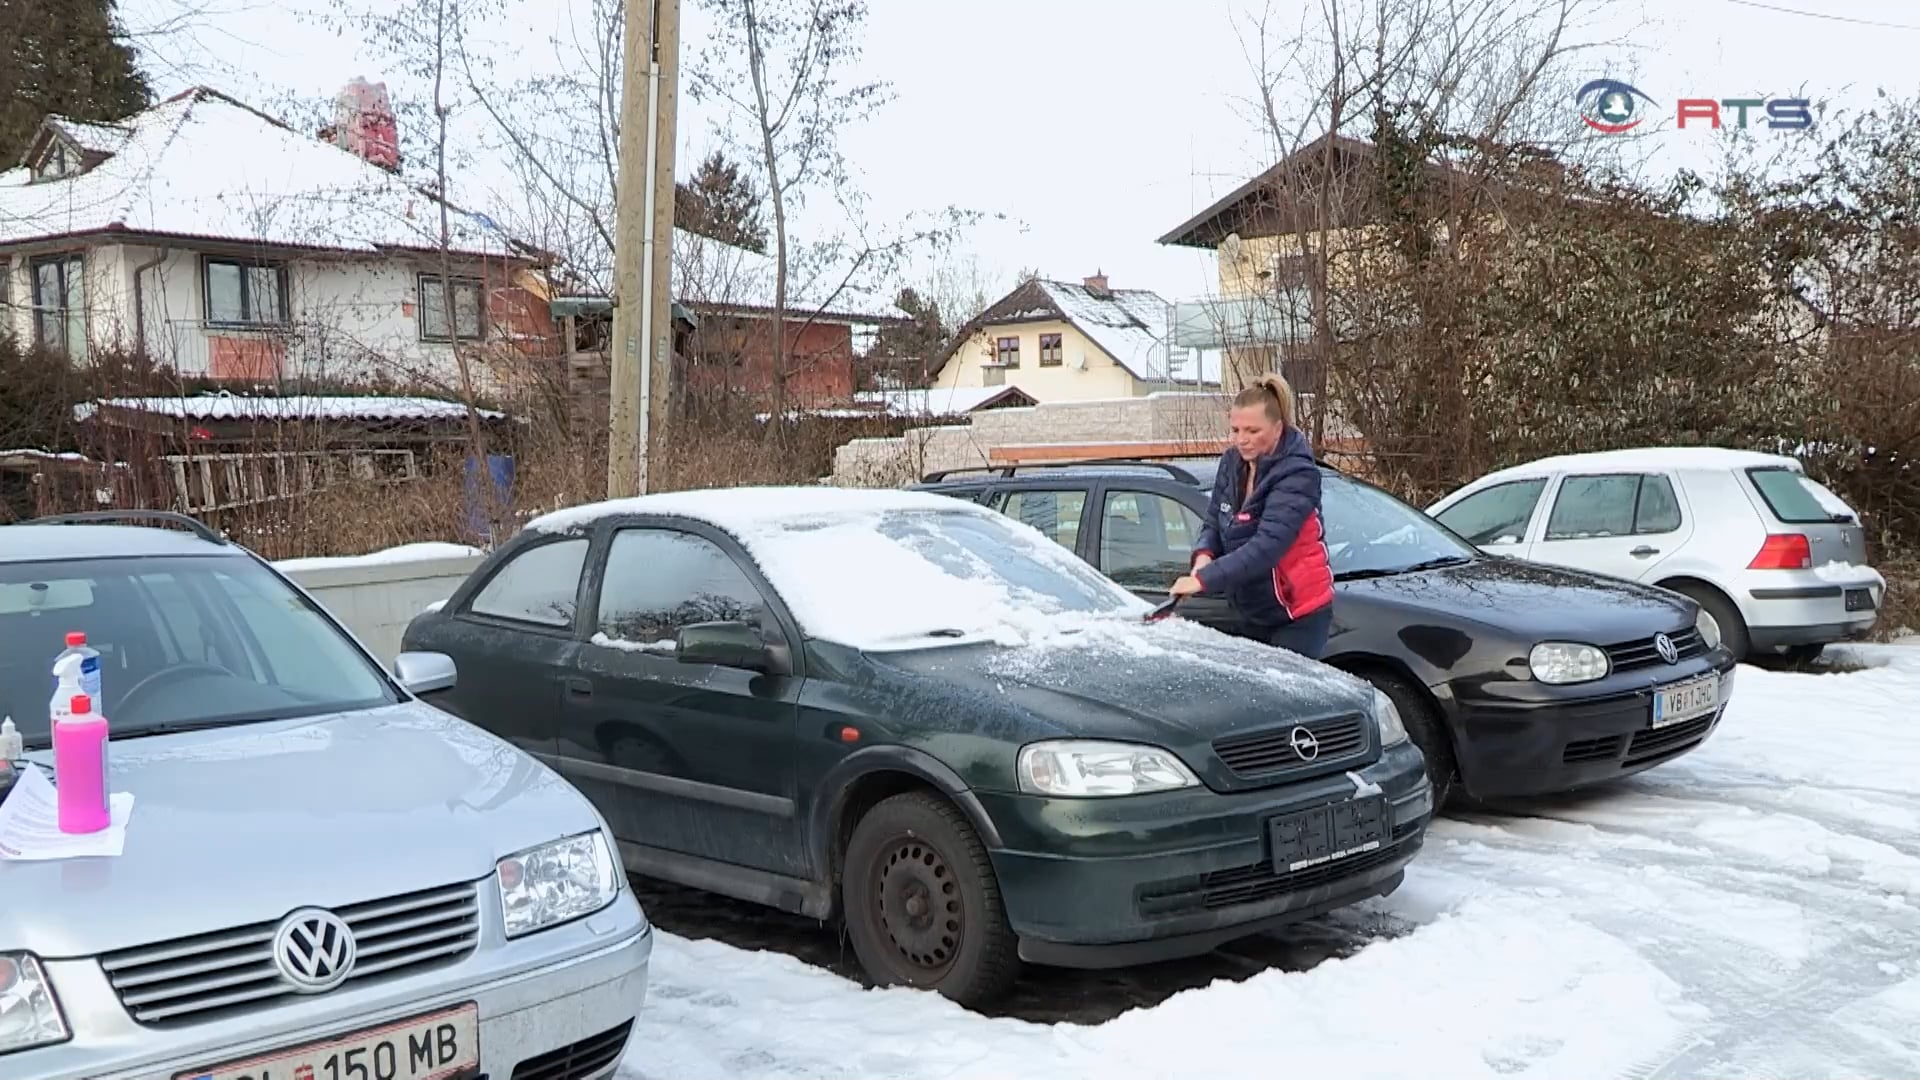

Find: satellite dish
1220;233;1245;261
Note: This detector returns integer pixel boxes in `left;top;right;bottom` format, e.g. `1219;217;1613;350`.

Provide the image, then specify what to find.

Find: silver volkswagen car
0;512;651;1080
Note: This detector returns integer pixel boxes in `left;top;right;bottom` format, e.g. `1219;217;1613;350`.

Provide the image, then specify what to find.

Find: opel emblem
272;908;356;992
1289;726;1321;761
1655;633;1679;664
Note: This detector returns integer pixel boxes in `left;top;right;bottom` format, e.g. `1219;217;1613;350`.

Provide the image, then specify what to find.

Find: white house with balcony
0;86;544;391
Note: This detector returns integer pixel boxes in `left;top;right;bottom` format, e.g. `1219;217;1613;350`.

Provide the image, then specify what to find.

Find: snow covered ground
616;643;1920;1080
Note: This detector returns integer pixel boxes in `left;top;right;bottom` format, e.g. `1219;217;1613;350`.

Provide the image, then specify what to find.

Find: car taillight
1749;533;1812;570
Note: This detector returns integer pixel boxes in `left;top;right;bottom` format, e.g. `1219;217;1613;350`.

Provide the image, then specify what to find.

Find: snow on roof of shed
0;88;517;258
855;385;1036;416
73;394;506;424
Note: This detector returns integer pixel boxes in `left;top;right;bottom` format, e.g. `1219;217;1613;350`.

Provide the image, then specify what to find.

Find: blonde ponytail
1232;371;1296;429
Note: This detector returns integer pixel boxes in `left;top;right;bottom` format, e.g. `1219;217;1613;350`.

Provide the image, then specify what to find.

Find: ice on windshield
746;507;1149;649
1323;474;1479;577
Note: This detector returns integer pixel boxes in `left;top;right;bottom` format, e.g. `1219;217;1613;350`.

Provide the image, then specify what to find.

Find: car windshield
1322;472;1482;578
0;554;398;747
741;506;1145;649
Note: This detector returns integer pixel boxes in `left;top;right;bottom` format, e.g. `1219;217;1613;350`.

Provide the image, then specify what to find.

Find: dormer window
30;138;82;182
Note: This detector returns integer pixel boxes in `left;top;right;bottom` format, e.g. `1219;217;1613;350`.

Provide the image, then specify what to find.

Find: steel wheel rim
874;837;963;978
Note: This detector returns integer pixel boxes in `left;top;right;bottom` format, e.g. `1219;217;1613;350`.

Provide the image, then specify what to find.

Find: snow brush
1144;596;1182;622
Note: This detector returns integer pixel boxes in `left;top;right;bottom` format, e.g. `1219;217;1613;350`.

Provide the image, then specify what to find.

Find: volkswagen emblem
1288;726;1321;761
1654;633;1679;664
272;908;356;993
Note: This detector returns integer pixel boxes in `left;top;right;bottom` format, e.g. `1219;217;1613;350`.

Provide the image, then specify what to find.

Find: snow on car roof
527;485;1148;649
525;485;980;534
1480;446;1802;482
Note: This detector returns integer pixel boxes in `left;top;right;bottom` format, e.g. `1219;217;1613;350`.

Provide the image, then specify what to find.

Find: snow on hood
978;609;1366;703
527;486;1153;650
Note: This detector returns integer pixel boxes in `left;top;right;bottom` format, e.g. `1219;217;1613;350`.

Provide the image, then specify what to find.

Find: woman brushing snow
1167;372;1335;658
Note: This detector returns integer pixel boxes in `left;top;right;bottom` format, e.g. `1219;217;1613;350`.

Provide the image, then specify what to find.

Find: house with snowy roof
0;85;551;393
927;273;1219;404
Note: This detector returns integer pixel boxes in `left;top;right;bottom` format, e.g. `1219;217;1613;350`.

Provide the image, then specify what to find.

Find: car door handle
564;677;593;698
1630;545;1660;557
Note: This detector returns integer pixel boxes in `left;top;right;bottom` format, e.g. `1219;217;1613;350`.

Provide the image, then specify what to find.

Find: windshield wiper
1397;555;1475;573
1338;555;1474;582
113;716;284;741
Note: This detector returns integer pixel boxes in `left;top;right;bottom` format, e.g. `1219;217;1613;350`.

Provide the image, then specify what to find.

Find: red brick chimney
321;77;401;172
1083;270;1110;295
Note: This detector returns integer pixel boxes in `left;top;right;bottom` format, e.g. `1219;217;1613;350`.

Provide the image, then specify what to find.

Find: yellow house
928;274;1219;403
1156;133;1605;391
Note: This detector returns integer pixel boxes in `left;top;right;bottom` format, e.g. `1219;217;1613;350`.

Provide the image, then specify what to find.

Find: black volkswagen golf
400;487;1434;1007
912;459;1739;809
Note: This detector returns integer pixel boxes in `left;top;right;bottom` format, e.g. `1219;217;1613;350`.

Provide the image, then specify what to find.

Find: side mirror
395;651;458;695
675;621;773;672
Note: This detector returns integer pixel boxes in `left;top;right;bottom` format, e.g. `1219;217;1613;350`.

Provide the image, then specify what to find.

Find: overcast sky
119;0;1920;307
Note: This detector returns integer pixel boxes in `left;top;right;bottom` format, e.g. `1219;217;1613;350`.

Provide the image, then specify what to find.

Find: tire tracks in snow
1419;763;1920;1079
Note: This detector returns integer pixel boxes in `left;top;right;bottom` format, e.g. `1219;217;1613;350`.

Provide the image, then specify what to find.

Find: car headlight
1372;688;1409;747
497;831;620;939
1017;739;1200;796
0;953;69;1055
1528;642;1610;684
1694;607;1723;651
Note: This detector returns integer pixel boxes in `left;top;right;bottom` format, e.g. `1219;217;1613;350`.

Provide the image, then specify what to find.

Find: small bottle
53;693;110;834
53;632;102;705
50;652;84;723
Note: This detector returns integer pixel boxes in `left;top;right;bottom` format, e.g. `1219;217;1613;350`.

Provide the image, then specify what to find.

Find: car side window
467;537;589;628
1634;474;1683;534
594;528;772;648
1100;490;1202;589
1434;478;1548;545
993;488;1088;550
1545;475;1640;540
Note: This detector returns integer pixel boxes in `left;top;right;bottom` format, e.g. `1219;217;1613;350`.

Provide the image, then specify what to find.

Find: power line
1723;0;1920;31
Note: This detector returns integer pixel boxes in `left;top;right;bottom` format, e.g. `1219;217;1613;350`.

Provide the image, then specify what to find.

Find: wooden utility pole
606;0;679;498
646;0;680;476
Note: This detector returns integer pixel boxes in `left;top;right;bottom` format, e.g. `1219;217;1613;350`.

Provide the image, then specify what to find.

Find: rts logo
1576;78;1813;132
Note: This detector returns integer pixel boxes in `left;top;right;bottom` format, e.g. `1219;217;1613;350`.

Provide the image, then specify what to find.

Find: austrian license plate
1269;796;1389;874
1651;674;1720;730
175;1003;478;1080
1846;587;1876;612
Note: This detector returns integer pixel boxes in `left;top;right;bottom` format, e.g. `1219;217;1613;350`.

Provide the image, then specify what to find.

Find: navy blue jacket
1193;426;1335;628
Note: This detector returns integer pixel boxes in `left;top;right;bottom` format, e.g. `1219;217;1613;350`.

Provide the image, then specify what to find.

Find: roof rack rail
922;457;1209;484
18;509;229;545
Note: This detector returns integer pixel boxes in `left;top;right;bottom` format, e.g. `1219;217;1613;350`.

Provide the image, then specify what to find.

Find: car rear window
1746;468;1848;524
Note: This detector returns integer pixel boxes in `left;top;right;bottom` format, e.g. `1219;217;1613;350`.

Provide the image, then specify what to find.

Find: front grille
1212;713;1369;780
1606;627;1709;673
512;1020;634;1080
101;882;480;1026
1625;713;1717;767
1562;734;1626;765
1138;821;1421;916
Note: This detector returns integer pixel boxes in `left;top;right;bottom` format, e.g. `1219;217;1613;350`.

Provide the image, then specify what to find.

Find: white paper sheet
0;765;133;860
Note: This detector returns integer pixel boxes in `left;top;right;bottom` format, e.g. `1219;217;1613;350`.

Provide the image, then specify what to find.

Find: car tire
1363;670;1458;812
1782;643;1825;665
841;791;1019;1007
1666;582;1750;662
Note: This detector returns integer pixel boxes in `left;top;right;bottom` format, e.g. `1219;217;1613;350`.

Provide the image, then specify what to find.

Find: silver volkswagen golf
0;513;651;1080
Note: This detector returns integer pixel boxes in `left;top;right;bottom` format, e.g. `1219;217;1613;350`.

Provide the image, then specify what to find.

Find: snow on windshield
527;486;1151;649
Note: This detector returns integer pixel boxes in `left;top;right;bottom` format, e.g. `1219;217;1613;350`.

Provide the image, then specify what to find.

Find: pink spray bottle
51;652;110;834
